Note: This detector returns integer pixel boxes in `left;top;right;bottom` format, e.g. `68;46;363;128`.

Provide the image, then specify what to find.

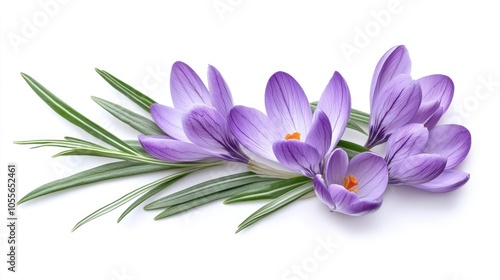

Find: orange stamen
343;174;359;193
285;132;301;141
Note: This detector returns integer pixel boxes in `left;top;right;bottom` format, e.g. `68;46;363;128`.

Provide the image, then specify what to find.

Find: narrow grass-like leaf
224;176;311;204
53;147;209;167
337;140;368;153
92;96;165;135
351;108;370;120
64;136;104;148
95;69;156;112
20;73;139;155
117;175;186;223
72;169;196;231
350;109;370;124
18;161;172;204
347;120;367;135
154;181;268;220
336;140;369;158
15;138;104;150
236;183;313;233
144;172;273;210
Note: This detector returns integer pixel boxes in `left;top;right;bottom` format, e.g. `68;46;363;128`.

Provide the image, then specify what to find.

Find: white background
1;1;499;279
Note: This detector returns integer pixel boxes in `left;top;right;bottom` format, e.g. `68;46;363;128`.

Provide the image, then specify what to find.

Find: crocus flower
314;149;388;216
139;62;249;163
385;123;471;192
228;71;351;178
365;45;455;149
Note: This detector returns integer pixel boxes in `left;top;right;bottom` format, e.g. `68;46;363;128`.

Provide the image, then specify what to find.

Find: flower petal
410;100;440;124
182;104;231;154
170;61;211;111
316;71;351;150
416;74;454;127
389;154;447;185
385;123;429;166
150;104;189;142
341;199;383;216
366;75;422;148
370;45;411;104
347;152;388;201
424;107;443;129
305;111;332;158
323;183;382;216
324;148;349;187
208;65;234;117
410;170;470;193
229;106;280;161
313;175;335;208
265;71;313;136
273;140;321;177
138;135;216;162
424;124;471;169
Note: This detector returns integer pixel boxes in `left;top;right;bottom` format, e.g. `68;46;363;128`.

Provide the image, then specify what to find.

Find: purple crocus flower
365;45;455;149
228;71;351;178
385;123;471;192
139;62;249;163
314;149;388;216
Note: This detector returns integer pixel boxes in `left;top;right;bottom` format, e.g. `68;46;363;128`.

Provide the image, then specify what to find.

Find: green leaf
118;180;177;223
18;161;172;204
53;147;205;167
95;69;156;112
224;176;311;204
92;96;165;135
236;183;313;233
154;181;270;220
350;108;370;124
72;169;195;231
20;73;139;155
347;120;367;135
336;140;369;158
144;172;273;210
15;138;105;150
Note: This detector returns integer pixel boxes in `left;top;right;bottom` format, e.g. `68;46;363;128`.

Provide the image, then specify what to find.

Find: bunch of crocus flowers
17;45;471;232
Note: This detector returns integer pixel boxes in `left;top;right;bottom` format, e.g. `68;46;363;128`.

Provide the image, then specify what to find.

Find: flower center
284;132;301;141
343;174;359;193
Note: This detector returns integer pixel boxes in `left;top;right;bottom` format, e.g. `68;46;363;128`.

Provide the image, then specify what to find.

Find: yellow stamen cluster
284;132;301;141
343;174;359;193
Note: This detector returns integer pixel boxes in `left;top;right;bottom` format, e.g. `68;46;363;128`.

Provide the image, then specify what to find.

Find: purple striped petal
208;65;233;117
385;123;428;166
366;75;422;148
316;71;351;150
389;154;447;185
313;175;335;208
265;72;313;136
182;105;230;154
229;106;280;161
370;45;411;104
315;181;382;216
416;74;454;127
424;107;444;129
138;135;216;162
170;61;211;111
150;104;189;142
273;140;321;177
324;148;349;186
305;111;332;158
347;152;388;201
410;170;470;193
410;101;440;124
424;125;471;169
